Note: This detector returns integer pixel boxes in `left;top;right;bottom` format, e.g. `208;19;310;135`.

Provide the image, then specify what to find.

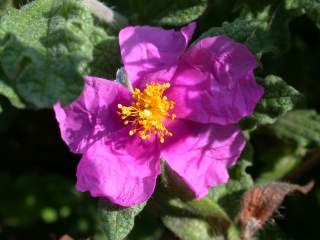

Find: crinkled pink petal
76;127;161;207
119;22;196;88
161;120;246;198
168;36;264;125
54;76;131;154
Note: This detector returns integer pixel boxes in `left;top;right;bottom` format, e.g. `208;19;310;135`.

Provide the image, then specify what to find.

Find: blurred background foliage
0;0;320;239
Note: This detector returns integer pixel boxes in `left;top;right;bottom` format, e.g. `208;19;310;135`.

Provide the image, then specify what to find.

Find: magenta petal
161;120;246;198
119;22;196;88
76;128;161;207
54;76;131;154
168;36;264;125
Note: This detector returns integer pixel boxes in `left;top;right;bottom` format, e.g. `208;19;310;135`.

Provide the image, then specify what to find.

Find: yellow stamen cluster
117;82;176;143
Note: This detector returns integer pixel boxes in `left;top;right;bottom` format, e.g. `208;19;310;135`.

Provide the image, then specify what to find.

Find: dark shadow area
0;98;97;239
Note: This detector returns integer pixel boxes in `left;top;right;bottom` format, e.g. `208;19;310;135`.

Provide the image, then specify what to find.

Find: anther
117;82;175;143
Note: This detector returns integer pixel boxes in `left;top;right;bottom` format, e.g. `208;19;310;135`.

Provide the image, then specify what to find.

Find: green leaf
162;217;214;240
0;0;115;108
0;67;25;110
241;75;302;128
153;0;207;26
197;18;275;57
285;0;320;29
97;200;145;240
0;79;25;109
161;195;234;240
161;145;253;240
251;109;320;182
234;0;320;52
233;1;289;52
102;0;207;26
0;0;13;16
89;27;120;79
269;110;320;147
253;138;306;183
126;205;164;240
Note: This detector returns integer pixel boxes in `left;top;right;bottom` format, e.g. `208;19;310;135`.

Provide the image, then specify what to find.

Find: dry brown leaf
237;181;314;240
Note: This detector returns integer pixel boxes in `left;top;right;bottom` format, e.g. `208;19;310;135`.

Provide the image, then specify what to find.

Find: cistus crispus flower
54;22;264;207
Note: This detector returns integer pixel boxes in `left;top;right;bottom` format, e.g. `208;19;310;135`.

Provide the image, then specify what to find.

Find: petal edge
161;120;246;198
76;128;161;206
54;76;131;153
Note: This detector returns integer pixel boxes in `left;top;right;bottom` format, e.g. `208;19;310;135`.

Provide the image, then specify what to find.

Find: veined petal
119;22;196;88
54;76;131;154
76;127;161;207
161;120;245;198
168;36;263;125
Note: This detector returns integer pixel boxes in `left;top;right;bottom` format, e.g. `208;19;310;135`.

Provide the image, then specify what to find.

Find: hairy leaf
97;200;145;240
162;197;233;240
255;142;306;183
270;110;320;147
198;18;275;57
235;0;320;52
0;80;25;109
285;0;320;29
238;181;314;240
0;0;114;108
154;0;207;26
0;0;13;16
102;0;207;26
241;75;302;128
162;217;213;240
89;26;120;79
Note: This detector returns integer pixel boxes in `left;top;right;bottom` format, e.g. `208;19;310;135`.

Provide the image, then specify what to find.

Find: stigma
117;82;175;143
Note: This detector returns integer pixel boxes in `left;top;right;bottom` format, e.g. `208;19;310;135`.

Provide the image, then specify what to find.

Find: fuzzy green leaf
102;0;207;26
89;27;120;79
0;0;13;16
254;138;306;183
0;67;25;111
241;75;302;128
197;18;275;57
162;197;233;240
235;0;320;52
0;80;25;109
97;200;145;240
162;217;213;240
0;0;114;108
285;0;320;29
270;110;320;147
154;0;207;26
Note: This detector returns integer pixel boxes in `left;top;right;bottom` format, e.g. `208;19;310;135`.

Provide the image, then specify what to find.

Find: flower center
117;82;176;143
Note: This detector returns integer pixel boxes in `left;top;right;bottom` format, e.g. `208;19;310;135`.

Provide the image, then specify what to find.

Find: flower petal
119;22;196;88
161;120;245;198
168;36;263;125
76;128;161;207
54;76;131;153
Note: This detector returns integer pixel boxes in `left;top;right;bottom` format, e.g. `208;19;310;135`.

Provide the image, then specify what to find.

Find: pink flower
54;22;263;207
